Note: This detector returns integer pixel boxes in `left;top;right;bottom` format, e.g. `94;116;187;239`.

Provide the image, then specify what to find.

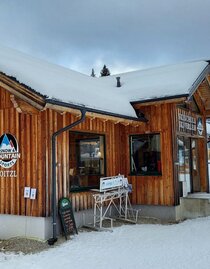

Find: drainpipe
48;109;86;245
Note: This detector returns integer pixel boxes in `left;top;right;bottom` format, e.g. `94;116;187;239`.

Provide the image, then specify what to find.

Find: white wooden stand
91;175;140;230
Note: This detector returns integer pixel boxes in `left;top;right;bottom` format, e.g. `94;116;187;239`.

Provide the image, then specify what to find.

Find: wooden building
0;46;210;239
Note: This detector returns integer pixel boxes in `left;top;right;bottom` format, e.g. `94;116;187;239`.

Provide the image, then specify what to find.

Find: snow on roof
0;45;137;118
0;45;209;119
102;61;209;102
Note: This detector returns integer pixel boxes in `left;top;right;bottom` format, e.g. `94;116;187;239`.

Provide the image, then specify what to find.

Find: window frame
69;131;106;192
129;133;162;176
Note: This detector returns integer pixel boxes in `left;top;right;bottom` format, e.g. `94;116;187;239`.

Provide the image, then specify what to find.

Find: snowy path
1;217;210;269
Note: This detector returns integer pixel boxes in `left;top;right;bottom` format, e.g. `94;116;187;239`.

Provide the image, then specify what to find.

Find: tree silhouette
90;68;96;77
100;65;110;77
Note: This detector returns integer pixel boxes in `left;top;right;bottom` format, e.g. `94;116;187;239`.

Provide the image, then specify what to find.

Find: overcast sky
0;0;210;76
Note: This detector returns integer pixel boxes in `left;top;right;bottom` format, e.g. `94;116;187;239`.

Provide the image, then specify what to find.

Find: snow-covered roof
0;45;209;119
0;45;137;118
103;61;209;102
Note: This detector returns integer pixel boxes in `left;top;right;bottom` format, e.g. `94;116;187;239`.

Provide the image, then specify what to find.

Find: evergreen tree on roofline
100;65;110;77
91;68;96;77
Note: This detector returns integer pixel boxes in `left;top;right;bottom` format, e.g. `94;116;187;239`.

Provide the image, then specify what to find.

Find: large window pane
78;138;104;175
130;134;161;175
69;132;105;191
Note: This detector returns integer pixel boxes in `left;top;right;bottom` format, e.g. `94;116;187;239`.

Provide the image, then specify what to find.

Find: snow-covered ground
1;217;210;269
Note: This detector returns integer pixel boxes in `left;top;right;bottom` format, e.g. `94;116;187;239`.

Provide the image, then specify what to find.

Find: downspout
48;109;86;245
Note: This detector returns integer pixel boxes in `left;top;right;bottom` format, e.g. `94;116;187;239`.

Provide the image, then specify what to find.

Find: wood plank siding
0;86;145;216
0;86;46;217
129;103;175;206
0;81;209;216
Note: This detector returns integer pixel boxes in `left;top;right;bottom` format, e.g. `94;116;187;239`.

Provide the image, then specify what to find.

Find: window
130;134;161;175
69;131;105;191
78;138;103;175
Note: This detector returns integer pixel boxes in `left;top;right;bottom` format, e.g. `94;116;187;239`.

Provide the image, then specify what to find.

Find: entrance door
177;137;201;195
177;136;191;196
191;139;201;192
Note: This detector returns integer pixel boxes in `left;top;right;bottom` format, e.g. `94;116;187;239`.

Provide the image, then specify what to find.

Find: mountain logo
0;133;20;168
197;118;204;136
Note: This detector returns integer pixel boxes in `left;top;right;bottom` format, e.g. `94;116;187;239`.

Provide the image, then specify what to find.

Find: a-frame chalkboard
59;197;78;240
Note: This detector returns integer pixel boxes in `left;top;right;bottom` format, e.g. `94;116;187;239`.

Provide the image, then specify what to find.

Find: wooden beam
207;75;210;86
205;77;210;89
202;81;210;105
120;122;130;126
85;111;142;126
10;95;40;114
89;116;96;121
193;89;205;114
44;103;81;116
10;95;22;113
205;110;210;117
45;103;143;126
0;76;45;110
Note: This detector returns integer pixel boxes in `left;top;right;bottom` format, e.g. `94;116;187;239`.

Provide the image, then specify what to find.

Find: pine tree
100;65;110;77
91;68;96;77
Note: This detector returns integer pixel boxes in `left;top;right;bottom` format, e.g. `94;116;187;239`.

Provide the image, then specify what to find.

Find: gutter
46;99;147;122
48;109;86;245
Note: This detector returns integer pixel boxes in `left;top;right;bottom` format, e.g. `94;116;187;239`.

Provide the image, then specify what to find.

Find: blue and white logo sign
197;118;204;136
0;133;20;168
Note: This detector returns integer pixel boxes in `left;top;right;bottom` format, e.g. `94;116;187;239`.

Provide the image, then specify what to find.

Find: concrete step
180;193;210;219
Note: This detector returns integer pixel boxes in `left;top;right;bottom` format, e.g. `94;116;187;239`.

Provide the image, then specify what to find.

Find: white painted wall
0;215;52;240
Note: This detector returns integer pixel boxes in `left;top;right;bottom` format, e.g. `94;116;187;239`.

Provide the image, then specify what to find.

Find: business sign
59;197;78;240
177;109;204;137
100;175;124;192
0;133;20;169
178;112;196;134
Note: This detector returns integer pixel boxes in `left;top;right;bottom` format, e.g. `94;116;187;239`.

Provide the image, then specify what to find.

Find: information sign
58;197;78;240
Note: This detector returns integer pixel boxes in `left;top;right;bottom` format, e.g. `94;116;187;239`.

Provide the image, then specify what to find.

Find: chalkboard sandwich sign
59;197;78;240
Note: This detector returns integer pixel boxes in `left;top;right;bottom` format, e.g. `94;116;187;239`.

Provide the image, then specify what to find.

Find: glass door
177;136;191;196
177;137;201;196
191;139;200;192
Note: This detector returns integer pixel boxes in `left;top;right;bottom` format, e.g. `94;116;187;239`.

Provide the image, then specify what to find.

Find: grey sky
0;0;210;75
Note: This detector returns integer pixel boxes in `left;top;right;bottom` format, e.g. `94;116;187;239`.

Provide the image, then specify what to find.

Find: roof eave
188;64;210;99
0;73;45;110
130;94;189;105
46;99;147;122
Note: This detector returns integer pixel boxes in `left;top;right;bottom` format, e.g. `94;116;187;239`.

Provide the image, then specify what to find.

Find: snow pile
1;217;210;269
